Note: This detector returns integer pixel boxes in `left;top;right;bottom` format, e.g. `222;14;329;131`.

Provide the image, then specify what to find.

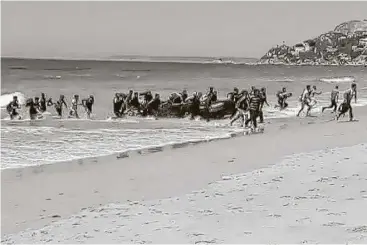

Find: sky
1;1;367;59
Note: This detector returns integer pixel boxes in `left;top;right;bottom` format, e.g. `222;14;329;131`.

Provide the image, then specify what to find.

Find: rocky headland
259;20;367;66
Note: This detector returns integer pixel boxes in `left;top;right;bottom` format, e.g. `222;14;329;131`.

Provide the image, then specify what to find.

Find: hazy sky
2;1;367;59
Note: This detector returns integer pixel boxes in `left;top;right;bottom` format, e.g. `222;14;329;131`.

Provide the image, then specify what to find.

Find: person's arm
62;99;68;108
336;92;339;102
235;96;244;108
259;98;264;111
47;99;54;106
354;90;357;103
264;96;270;106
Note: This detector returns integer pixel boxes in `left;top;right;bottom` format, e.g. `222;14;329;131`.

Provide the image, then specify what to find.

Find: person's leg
230;108;238;119
322;102;332;112
277;99;282;108
349;104;353;121
332;100;337;112
230;110;240;125
205;106;211;122
252;110;258;129
336;103;347;120
297;103;305;116
245;111;252;127
259;109;264;123
239;114;244;127
306;102;312;116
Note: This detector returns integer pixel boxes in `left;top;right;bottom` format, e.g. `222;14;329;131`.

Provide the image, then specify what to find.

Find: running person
259;87;269;123
297;85;312;117
6;96;21;120
336;83;357;121
245;89;262;130
26;98;40;120
322;85;339;113
230;90;249;127
276;87;290;109
310;85;322;107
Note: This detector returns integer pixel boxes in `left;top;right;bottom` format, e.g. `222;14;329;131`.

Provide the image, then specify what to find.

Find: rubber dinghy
152;99;236;119
199;99;236;119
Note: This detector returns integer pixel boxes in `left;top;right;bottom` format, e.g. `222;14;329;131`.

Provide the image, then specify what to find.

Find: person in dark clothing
230;90;249;127
190;92;201;120
129;92;141;111
276;87;289;109
113;93;124;118
204;87;216;121
147;93;161;117
168;92;183;104
245;89;262;129
45;96;66;117
180;89;188;103
126;90;134;104
259;87;269;123
228;88;243;119
337;83;357;121
212;90;218;102
82;95;95;119
39;93;47;112
34;97;41;111
26;98;40;120
6;96;21;120
322;85;339;113
57;95;68;117
140;91;153;105
227;87;240;102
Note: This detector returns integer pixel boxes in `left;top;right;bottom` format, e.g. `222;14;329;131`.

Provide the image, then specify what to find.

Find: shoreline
1;104;360;173
2;106;367;236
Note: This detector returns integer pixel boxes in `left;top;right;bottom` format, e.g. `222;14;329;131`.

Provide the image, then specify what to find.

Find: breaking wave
0;92;26;108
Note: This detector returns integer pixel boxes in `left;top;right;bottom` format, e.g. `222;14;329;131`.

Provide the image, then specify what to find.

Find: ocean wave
0;92;26;108
319;76;355;84
268;78;295;83
1;124;244;170
44;75;62;79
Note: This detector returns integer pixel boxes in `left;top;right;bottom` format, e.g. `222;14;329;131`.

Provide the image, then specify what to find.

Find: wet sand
2;106;367;242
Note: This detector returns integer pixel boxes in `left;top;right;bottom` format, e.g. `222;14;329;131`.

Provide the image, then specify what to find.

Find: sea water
1;57;367;169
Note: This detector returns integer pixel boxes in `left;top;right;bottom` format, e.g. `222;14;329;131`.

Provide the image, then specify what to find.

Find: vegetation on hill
259;20;367;66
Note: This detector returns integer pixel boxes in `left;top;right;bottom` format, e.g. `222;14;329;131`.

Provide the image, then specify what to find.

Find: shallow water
1;58;367;169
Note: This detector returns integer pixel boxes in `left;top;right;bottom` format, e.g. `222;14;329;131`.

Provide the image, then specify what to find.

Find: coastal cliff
259;20;367;66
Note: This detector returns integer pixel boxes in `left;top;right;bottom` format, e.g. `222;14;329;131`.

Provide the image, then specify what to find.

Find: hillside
259;20;367;66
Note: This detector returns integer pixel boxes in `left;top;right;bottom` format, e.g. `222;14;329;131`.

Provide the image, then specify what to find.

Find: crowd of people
5;83;358;129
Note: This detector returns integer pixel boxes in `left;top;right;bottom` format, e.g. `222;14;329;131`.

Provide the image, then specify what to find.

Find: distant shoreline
2;56;366;67
1;55;258;65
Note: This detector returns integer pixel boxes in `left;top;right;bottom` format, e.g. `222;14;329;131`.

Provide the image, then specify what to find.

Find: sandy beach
2;105;367;243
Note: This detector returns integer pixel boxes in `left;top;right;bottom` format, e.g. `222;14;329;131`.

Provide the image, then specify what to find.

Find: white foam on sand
3;143;367;244
0;124;243;169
